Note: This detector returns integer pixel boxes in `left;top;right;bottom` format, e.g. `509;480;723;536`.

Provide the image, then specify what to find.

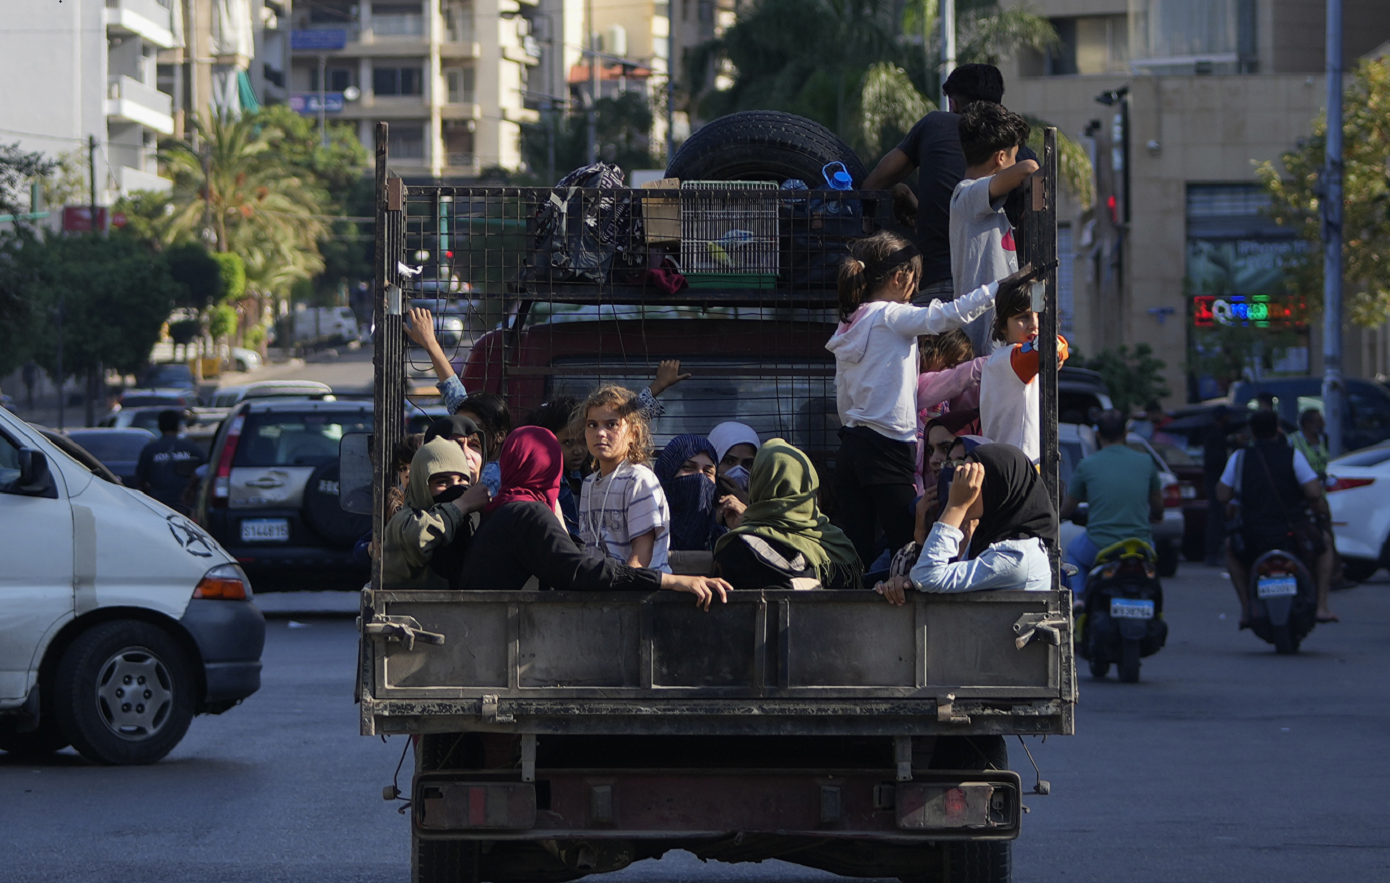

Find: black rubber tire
0;716;69;759
1272;623;1298;655
302;460;372;548
1156;541;1179;578
1118;638;1141;683
413;836;480;883
1341;557;1378;583
1089;656;1110;680
52;620;195;765
930;736;1011;883
666;110;867;185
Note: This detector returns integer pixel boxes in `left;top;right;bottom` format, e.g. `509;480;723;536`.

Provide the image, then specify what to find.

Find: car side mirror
16;449;57;498
339;432;373;515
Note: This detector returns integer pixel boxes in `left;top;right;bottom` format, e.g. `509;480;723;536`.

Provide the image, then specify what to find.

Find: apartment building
999;0;1390;395
289;0;542;176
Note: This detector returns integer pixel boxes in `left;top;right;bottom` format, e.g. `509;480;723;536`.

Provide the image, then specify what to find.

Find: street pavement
4;565;1389;882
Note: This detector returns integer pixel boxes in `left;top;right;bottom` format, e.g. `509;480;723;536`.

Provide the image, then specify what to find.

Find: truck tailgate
360;589;1075;738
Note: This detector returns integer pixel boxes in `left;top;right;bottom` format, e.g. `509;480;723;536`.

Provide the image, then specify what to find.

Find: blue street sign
290;93;346;114
291;29;347;51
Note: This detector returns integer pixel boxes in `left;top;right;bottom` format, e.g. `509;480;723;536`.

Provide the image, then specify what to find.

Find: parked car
0;407;264;764
229;347;262;373
194;398;373;589
1230;377;1390;451
1058;366;1115;423
138;363;197;392
1326;442;1390;581
37;429;125;487
206;380;335;409
290;306;360;346
1058;425;1183;577
117;388;199;410
60;428;156;487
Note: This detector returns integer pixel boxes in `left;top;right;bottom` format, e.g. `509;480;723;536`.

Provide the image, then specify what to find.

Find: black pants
833;427;917;568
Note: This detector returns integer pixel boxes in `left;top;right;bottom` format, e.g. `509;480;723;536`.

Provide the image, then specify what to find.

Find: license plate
1110;598;1155;619
1257;576;1298;598
241;518;289;542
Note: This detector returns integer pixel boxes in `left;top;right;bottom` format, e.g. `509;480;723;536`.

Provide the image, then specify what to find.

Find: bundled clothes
713;440;862;591
654;434;725;551
381;438;476;589
461;428;663;592
909;443;1054;593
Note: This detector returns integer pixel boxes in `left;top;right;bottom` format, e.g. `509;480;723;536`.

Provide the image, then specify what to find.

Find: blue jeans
1064;532;1101;596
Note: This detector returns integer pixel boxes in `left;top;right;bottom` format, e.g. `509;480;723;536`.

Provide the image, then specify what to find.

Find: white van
291;306;360;345
0;409;264;765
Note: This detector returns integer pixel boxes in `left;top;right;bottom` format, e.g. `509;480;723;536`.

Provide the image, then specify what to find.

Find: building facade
999;0;1390;398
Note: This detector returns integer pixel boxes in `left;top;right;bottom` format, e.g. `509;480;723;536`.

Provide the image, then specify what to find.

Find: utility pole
1322;0;1345;457
318;53;329;147
586;0;597;165
88;134;98;232
939;0;956;111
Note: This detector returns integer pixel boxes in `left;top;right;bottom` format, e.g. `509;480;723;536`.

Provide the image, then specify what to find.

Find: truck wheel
1156;541;1179;578
52;620;196;765
927;736;1011;882
0;716;69;758
665;110;867;185
1272;624;1299;655
413;835;480;883
1118;638;1141;683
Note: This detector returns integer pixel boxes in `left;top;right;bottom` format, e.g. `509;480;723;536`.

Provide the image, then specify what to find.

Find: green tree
0;142;54;219
1257;58;1390;327
1083;344;1171;415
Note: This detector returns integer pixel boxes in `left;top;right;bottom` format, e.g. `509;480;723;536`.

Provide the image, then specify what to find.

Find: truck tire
52;620;195;765
665;110;867;185
0;716;69;758
1272;623;1298;655
413;836;480;883
930;736;1011;883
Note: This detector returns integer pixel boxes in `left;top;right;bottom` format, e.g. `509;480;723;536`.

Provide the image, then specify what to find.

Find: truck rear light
210;415;244;508
416;781;537;831
1327;476;1374;493
897;781;1006;830
193;564;251;600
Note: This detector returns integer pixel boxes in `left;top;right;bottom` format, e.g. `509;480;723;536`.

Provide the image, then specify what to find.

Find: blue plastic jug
822;162;853;190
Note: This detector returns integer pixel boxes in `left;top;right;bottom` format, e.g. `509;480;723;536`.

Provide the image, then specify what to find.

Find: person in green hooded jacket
712;440;862;590
382;437;490;588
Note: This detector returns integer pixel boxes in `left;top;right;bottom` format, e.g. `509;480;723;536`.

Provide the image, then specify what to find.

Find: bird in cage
706;229;756;266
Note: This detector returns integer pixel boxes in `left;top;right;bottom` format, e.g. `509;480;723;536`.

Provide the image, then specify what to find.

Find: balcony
115;165;172;195
106;75;175;134
105;0;177;49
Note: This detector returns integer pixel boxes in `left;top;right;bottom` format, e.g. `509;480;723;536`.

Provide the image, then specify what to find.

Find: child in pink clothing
914;329;987;493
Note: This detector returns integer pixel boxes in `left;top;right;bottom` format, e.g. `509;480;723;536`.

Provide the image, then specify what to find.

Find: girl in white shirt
825;231;1014;568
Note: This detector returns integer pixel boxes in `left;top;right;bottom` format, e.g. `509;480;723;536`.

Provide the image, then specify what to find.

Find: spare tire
302;460;372;548
666;111;866;185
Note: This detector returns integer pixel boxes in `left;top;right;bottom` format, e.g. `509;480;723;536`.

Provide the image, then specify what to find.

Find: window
0;433;21;491
1044;15;1128;75
309;66;356;92
1130;0;1257;73
372;2;423;36
444;66;474;104
445;127;474;167
308;1;354;24
234;412;373;468
373;66;423;96
443;1;474;42
388;124;425;159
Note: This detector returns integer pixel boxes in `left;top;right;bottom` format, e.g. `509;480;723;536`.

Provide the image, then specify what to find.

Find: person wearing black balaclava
876;443;1054;603
653;434;724;551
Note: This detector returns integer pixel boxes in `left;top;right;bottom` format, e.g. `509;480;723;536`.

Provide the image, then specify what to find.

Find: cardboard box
641;177;681;244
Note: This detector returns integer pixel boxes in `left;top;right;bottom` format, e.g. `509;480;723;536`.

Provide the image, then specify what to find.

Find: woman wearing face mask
708;421;760;529
460;428;732;609
712;440;861;591
877;443;1055;603
381;437;492;588
654;434;723;552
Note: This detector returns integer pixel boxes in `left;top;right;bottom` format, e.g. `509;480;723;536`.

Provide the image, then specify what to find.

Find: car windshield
1149;441;1195;467
66;432;152;462
122;395;186;407
126;410;165;431
546;357;839;455
235;411;373;467
142;365;193;386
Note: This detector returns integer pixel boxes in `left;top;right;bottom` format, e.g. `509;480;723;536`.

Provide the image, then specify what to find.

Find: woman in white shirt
876;443;1055;602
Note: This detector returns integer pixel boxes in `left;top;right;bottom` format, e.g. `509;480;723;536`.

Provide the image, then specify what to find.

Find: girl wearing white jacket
825;231;1014;568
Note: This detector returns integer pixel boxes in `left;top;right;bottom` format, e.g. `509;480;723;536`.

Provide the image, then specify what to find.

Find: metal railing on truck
363;122;1073;728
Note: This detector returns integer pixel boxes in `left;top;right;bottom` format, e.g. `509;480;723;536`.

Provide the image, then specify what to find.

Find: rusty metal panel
918;595;1058;690
650;600;760;688
786;600;916;687
518;602;640;687
381;601;510;688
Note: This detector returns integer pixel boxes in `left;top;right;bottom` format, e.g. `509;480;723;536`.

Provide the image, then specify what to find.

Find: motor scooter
1076;539;1168;682
1246;547;1317;654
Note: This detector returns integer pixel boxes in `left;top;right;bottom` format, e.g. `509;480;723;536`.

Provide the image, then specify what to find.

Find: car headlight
194;563;252;600
443;318;465;331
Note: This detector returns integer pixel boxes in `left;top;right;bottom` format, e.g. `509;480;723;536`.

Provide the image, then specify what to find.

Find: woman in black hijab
877;443;1055;602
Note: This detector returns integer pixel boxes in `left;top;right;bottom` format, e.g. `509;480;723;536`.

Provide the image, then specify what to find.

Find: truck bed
359;588;1075;738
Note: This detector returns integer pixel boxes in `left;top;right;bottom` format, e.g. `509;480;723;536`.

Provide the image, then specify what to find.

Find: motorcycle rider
1216;409;1337;625
1059;410;1162;596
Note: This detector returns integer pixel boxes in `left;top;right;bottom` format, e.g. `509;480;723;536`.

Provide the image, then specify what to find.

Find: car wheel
1341;557;1378;583
52;620;196;765
0;716;69;758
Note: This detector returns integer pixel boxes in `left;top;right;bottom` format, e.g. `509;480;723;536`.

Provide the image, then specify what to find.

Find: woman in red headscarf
460;427;732;608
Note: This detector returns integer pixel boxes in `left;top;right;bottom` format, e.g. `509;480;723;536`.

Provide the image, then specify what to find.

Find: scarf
966;443;1057;560
483;426;562;515
655;434;720;551
714;439;862;588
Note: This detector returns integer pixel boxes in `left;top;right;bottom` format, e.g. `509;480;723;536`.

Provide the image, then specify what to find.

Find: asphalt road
4;565;1389;882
